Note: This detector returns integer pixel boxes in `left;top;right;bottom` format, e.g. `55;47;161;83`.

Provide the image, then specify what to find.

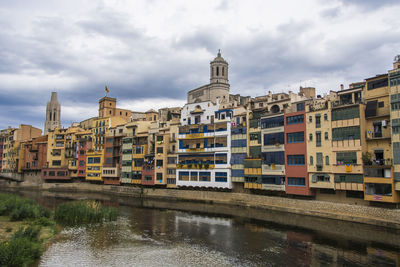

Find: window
325;132;328;140
156;160;163;167
156;147;163;154
325;156;330;165
310;156;313;165
297;103;305;111
288;177;305;186
324;114;328;121
52;160;61;166
316;132;321;147
317;175;330;182
336;152;357;165
332;126;361;141
367;78;388;90
88;157;101;164
378;101;384;108
156;173;163;181
167;168;176;175
286;115;304;125
309;116;312;123
286;132;304;143
260;116;284;129
264;132;284;146
80;150;85;155
106;148;113;153
79;160;85;166
215;172;227;182
287;155;305;165
332;106;360;121
309;133;313;141
199;172;211;182
315;114;321;128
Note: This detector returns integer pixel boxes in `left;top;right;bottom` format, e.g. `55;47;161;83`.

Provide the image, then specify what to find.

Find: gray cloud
1;0;400;130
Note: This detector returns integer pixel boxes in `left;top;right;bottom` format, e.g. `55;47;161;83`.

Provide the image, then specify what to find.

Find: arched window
49;111;52;120
216;66;219;76
310;156;313;165
325;156;329;165
222;67;225;76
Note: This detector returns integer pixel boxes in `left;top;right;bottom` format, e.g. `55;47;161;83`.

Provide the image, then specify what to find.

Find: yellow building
390;56;400;195
1;125;41;174
85;150;103;182
154;121;179;187
331;87;367;203
306;98;335;196
93;116;129;151
368;56;400;203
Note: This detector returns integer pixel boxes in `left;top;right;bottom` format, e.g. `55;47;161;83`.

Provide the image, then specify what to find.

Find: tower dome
210;50;229;84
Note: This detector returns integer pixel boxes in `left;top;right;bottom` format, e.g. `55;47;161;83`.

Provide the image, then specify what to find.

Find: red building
76;132;92;180
103;134;122;185
284;102;313;196
23;135;48;174
141;154;155;186
41;167;70;180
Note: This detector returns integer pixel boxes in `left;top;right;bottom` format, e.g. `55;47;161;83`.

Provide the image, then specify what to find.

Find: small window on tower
216;67;219;76
222;67;225;76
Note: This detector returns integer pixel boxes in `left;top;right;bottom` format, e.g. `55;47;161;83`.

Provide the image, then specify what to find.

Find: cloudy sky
1;0;400;131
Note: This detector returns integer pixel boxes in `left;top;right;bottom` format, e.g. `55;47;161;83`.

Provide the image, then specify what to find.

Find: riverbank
2;180;400;230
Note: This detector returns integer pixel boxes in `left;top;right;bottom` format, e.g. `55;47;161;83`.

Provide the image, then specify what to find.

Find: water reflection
1;189;399;266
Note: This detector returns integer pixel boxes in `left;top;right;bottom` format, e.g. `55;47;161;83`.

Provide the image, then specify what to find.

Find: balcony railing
365;131;391;140
364;158;392;167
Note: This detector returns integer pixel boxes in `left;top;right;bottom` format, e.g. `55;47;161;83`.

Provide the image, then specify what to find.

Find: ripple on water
39;217;251;267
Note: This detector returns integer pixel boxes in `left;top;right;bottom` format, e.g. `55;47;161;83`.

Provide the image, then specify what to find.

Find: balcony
365;131;391;140
363;158;392;167
102;167;120;178
331;99;364;108
261;184;285;191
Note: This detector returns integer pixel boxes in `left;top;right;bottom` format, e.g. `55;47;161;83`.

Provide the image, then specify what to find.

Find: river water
5;190;400;266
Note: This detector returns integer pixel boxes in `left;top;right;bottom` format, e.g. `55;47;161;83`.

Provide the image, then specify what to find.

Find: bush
54;200;118;226
0;194;51;221
0;226;42;267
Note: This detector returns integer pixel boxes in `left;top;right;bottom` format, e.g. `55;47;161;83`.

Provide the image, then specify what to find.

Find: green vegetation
54;200;118;226
0;225;43;267
0;194;118;265
0;194;50;221
0;194;55;267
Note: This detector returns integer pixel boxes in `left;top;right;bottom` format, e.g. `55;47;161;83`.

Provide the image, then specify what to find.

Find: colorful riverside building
102;124;125;185
284;100;313;196
230;107;248;189
75;130;92;180
390;55;400;197
306;96;336;200
21;135;47;182
85;150;103;182
244;109;262;189
177;100;232;189
42;126;83;181
154;120;180;187
331;87;366;202
260;112;286;192
363;71;400;203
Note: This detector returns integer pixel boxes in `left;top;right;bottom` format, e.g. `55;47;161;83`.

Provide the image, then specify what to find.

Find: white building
176;99;233;189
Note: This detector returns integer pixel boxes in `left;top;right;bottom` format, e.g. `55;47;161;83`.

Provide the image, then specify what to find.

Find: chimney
340;84;344;91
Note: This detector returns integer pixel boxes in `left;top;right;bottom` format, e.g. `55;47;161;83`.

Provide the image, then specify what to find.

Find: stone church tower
187;50;230;104
44;92;61;135
210;50;229;85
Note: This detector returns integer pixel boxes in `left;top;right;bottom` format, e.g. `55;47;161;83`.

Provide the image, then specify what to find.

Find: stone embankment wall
1;179;400;229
